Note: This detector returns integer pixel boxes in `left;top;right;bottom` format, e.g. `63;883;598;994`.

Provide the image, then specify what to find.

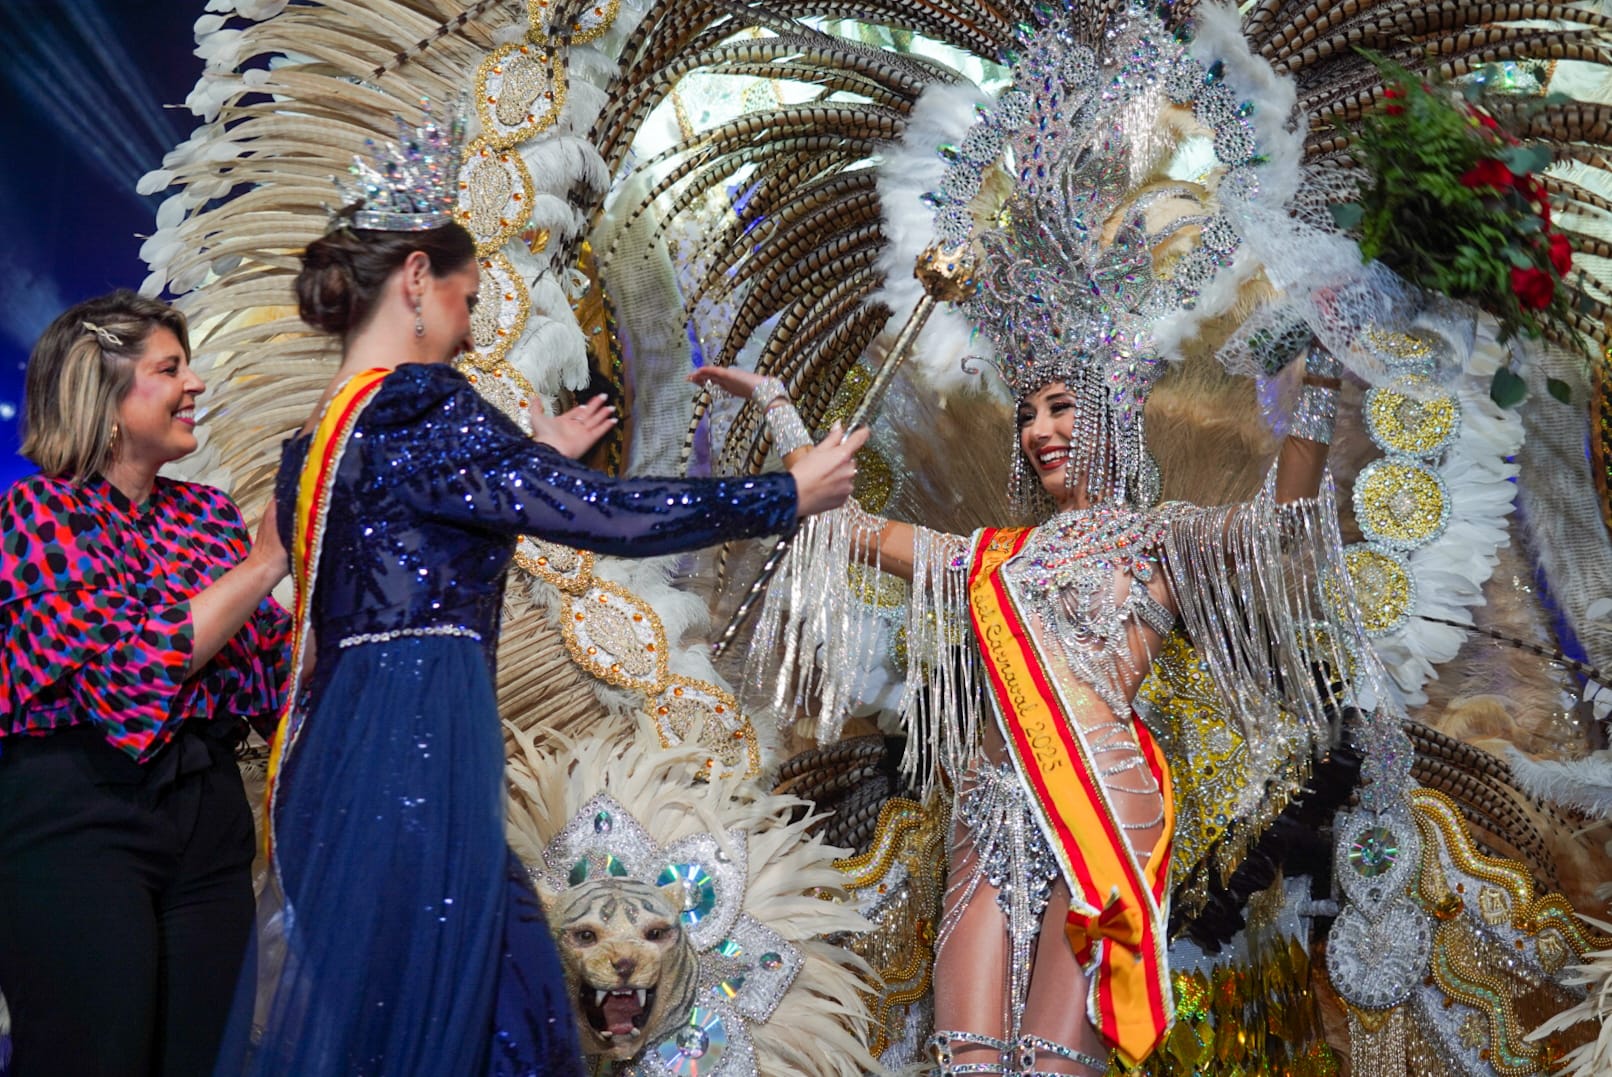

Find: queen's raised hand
688;365;772;402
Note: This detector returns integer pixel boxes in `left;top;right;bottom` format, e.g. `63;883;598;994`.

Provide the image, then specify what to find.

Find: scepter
710;245;976;658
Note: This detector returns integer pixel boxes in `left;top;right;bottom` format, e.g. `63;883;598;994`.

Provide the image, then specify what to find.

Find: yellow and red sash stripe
263;368;391;858
967;526;1175;1065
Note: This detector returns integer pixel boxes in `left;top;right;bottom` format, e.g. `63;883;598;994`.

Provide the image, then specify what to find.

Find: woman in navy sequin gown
223;216;866;1076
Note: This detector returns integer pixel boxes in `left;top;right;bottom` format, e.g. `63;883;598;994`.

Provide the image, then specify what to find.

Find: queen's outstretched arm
689;366;927;580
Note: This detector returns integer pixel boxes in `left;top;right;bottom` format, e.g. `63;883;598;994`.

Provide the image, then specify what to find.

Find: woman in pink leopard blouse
0;291;289;1076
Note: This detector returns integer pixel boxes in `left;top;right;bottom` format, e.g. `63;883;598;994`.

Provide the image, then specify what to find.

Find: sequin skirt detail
216;635;579;1076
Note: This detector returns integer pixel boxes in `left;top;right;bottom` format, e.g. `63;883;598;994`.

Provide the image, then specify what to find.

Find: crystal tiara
331;101;465;232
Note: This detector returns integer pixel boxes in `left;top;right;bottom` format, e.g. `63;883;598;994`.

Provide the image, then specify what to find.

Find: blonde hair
20;290;191;481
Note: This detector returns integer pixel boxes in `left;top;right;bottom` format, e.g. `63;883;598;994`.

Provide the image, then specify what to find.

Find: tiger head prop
544;877;699;1060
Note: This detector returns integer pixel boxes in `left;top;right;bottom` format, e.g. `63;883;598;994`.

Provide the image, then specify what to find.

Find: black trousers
0;724;255;1077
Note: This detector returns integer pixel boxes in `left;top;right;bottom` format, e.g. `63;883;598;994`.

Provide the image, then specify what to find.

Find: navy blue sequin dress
233;363;796;1076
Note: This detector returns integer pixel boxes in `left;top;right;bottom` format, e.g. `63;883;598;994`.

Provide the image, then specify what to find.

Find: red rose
1549;232;1573;277
1460;159;1515;190
1511;266;1555;310
1383;85;1405;116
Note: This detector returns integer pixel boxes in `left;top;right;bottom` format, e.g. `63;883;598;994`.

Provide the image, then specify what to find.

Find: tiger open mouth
581;985;654;1039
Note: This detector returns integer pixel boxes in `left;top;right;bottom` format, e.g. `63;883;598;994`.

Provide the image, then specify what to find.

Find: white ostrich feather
1369;323;1523;701
523;135;612;200
524;192;590;248
1508;750;1612;820
870;80;999;399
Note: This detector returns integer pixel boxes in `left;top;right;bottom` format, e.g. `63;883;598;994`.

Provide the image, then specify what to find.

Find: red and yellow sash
968;526;1176;1065
263;368;392;858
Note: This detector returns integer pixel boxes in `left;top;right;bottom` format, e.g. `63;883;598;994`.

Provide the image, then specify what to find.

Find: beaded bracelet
766;403;814;457
750;376;790;408
751;376;813;456
1292;343;1341;444
1303;341;1342;381
1291;384;1338;444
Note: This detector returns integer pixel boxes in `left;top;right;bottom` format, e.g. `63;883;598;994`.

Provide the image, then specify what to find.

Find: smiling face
110;326;204;479
1017;380;1086;511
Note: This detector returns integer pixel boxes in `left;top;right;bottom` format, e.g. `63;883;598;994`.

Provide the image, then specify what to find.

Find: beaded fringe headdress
926;4;1278;509
331;101;466;232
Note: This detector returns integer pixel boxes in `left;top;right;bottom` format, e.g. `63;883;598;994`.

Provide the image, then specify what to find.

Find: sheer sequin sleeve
365;365;799;554
384;365;799;556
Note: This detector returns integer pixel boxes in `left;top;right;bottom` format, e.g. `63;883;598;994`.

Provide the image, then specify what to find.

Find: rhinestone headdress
928;3;1277;507
332;102;466;232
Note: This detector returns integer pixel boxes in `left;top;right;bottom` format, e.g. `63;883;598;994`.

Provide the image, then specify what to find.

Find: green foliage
1491;366;1529;407
1327;52;1578;363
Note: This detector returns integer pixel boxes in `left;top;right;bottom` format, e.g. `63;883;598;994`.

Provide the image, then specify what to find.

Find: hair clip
80;321;124;348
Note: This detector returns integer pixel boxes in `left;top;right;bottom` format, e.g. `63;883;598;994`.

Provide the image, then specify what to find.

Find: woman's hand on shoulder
687;366;772;402
529;394;617;459
788;422;870;518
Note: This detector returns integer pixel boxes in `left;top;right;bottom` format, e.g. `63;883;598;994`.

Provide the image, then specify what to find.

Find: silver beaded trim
1304;342;1343;380
750;375;789;407
749;376;814;456
1014;1034;1106;1075
337;624;483;648
350;208;454;232
928;1030;1011;1076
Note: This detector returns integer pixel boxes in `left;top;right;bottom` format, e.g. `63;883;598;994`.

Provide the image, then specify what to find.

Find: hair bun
296;233;363;334
293;221;476;338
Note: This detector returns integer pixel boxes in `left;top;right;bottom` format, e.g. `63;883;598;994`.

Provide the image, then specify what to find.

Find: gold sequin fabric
1338;546;1413;637
1365;375;1458;457
833;795;950;1065
1137;631;1309;910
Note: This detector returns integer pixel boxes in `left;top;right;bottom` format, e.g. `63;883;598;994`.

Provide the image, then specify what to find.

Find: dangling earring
413;295;425;339
107;421;121;458
1008;441;1028;511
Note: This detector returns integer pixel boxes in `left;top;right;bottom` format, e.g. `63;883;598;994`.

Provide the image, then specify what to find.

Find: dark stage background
0;1;201;488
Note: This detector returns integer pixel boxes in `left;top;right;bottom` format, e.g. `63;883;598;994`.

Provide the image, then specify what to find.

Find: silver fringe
752;468;1392;819
1159;469;1384;816
938;761;1060;1043
748;500;980;790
